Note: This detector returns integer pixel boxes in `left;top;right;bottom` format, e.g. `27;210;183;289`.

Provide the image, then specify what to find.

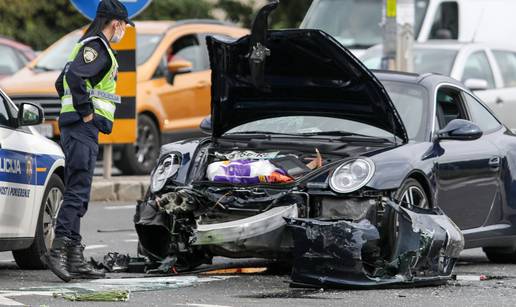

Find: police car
0;88;65;269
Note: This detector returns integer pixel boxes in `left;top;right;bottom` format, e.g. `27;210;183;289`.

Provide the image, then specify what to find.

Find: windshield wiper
300;131;396;143
224;131;305;137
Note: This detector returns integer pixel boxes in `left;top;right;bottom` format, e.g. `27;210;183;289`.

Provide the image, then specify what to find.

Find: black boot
68;244;105;279
42;237;72;282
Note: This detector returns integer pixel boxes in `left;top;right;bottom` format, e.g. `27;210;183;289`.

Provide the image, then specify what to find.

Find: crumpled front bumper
286;201;464;289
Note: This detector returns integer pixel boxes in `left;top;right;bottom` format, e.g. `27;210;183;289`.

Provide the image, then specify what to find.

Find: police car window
0;94;12;127
169;35;203;71
463;92;501;132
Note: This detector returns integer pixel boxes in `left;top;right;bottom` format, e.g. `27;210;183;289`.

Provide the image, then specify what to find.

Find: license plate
33;124;54;138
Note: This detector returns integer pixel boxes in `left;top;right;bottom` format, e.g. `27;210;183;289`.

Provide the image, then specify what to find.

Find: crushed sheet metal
287;200;464;289
194;204;298;245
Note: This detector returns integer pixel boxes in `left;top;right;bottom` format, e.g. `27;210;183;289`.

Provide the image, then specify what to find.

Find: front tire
116;114;161;175
12;174;64;269
383;178;430;259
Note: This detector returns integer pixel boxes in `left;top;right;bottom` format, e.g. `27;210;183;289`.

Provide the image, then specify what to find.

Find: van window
462;52;495;89
493;51;516;88
429;2;459;40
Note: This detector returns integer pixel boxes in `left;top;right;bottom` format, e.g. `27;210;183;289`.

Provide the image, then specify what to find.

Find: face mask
111;22;125;43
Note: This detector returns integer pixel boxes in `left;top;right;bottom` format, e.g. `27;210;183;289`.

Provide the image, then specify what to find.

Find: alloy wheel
135;120;159;170
42;187;63;249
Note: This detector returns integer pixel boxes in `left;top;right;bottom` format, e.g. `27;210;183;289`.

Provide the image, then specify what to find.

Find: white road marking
124;239;139;243
84;244;108;250
104;205;135;210
176;304;233;307
0;259;15;263
0;295;24;306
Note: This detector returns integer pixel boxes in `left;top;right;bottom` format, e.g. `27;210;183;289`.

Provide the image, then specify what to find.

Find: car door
155;33;211;131
459;50;505;122
0;92;37;239
434;85;501;230
488;49;516;130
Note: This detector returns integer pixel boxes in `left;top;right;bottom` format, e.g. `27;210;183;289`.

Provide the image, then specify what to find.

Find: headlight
329;158;375;193
150;154;181;193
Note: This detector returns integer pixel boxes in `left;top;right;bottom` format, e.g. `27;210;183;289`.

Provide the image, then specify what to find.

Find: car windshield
301;0;428;49
225;81;427;141
360;48;458;75
34;33;162;71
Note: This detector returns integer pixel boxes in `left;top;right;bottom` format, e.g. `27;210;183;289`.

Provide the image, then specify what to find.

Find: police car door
0;91;37;239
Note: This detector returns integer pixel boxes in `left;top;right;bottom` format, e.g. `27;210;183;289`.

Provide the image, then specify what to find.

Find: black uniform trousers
55;119;99;243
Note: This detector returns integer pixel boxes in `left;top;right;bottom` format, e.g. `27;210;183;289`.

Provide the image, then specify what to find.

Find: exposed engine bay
134;144;464;288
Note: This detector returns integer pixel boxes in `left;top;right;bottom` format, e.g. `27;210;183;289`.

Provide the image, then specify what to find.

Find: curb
90;176;149;202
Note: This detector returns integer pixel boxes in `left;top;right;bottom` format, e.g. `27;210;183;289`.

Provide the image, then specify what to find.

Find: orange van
0;20;248;174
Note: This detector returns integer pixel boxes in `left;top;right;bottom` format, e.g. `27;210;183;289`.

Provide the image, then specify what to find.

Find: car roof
0;36;33;52
373;70;465;88
368;40;516;52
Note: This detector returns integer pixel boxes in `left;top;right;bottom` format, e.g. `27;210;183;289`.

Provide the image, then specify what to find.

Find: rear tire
116;114;161;175
483;247;516;263
12;174;64;269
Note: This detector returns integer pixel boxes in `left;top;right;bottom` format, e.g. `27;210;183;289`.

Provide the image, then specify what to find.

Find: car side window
493;50;516;88
429;1;458;40
462;51;495;89
463;92;501;132
0;94;13;128
168;34;203;72
435;87;467;128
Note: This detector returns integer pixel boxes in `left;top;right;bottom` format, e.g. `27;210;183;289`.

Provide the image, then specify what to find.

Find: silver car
361;41;516;129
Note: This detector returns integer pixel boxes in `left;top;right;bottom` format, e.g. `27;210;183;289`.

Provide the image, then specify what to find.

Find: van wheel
12;174;64;269
116;114;160;175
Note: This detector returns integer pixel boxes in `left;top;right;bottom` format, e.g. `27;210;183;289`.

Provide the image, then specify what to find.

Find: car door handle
489;156;501;169
496;97;504;104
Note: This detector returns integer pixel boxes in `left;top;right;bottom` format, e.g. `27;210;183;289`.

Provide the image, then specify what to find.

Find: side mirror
437;119;482;141
464;78;489;91
166;60;193;85
17;103;44;127
200;116;212;135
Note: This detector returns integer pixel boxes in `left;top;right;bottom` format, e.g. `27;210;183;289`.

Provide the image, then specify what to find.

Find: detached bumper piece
286;201;464;289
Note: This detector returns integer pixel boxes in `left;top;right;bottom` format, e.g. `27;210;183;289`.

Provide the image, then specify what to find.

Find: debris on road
54;290;130;302
453;274;489;281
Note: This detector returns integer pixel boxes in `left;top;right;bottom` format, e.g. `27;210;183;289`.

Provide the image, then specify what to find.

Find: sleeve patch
83;47;99;63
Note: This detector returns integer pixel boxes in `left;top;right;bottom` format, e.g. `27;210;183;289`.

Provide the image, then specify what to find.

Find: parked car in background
360;42;516;130
0;20;248;175
301;0;516;56
0;37;36;79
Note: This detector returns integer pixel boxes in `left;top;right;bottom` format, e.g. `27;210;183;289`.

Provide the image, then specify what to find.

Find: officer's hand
83;114;94;123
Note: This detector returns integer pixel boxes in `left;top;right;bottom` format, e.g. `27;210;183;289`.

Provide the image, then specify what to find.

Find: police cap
96;0;135;27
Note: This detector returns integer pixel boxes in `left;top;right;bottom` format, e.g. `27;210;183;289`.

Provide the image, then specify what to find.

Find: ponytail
80;16;113;41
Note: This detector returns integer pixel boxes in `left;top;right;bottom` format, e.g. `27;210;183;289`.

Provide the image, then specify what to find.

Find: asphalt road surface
2;202;516;306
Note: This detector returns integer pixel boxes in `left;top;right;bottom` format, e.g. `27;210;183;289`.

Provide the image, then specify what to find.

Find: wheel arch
405;170;435;208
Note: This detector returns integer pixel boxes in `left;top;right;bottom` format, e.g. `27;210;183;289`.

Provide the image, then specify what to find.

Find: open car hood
206;2;408;143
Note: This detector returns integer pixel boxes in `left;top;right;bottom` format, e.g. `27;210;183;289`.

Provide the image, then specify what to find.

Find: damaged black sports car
135;1;516;288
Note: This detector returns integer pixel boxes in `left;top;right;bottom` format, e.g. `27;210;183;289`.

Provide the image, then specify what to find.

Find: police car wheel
116;114;160;175
12;174;64;269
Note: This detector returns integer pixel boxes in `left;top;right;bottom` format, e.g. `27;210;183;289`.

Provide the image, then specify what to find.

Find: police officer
44;0;134;282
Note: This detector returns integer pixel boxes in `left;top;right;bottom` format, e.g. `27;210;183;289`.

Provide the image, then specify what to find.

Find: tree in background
136;0;213;21
0;0;311;51
0;0;87;51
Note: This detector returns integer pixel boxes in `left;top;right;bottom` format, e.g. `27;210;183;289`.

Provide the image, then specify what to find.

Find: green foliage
270;0;313;29
0;0;87;50
0;0;312;51
136;0;213;21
